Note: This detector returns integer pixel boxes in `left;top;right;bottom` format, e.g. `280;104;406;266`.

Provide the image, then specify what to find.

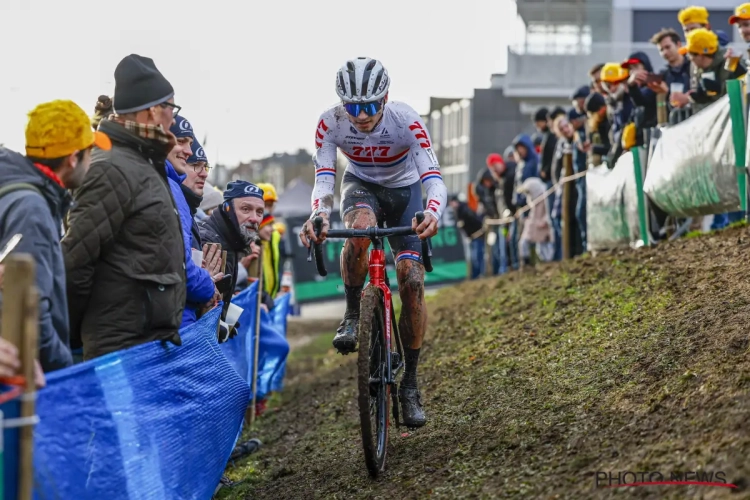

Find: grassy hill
220;226;750;499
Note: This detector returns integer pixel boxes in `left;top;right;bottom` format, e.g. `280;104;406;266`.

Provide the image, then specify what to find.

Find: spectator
557;115;587;255
729;4;750;44
622;52;658;130
570;85;590;123
503;145;520;269
449;195;486;279
533;107;556;184
678;5;731;46
258;212;284;296
549;106;567;124
199;182;223;217
600;63;633;160
91;95;114;131
476;154;510;275
257;183;278;214
474;164;500;219
511;135;539;271
165;117;218;328
488;153;517;220
0;100;110;371
511;134;539;208
584;92;613;166
63;54;187;360
589;63;606;94
183;138;210;245
570;95;590;252
649;28;691;109
516;177;554;266
532;133;543;155
198;180;268;316
673;29;747;112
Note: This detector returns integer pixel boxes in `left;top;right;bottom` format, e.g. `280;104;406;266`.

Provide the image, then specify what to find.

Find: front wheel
357;286;390;478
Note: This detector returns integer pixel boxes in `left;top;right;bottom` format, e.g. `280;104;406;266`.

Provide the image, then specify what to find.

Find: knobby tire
357;286;390;478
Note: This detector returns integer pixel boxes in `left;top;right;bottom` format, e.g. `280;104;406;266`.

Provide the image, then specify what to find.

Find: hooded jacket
625;51;658;129
180;184;203;250
166;161;215;328
0;148;73;372
511;134;539;208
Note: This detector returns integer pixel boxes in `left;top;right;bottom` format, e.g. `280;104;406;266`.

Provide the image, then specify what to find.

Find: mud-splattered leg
396;260;426;384
333;208;378;352
340;209;376;287
396;259;428;426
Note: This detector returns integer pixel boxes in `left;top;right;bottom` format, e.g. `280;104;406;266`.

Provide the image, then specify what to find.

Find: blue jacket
165;161;214;327
0;148;73;372
511;134;540;208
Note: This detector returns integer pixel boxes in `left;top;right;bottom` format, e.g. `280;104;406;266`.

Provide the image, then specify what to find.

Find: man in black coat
449;195;485;279
198;180;271;315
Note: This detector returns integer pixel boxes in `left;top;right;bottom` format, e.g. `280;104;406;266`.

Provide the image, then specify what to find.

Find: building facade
209;149;314;194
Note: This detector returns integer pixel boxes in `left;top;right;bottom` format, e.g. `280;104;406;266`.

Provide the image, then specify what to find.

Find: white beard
239;224;258;246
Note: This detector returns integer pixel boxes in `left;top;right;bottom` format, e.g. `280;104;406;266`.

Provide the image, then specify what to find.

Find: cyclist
299;57;447;427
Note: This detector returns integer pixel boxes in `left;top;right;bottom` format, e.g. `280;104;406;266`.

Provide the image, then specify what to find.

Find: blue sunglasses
344;99;383;117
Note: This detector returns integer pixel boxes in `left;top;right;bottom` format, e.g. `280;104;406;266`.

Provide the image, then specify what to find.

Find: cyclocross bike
307;211;433;478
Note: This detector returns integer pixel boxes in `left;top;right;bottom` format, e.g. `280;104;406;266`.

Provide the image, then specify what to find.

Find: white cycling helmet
335;57;390;103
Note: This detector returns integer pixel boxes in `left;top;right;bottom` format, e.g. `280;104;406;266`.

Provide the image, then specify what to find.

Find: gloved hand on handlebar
412;212;439;240
300;211;330;248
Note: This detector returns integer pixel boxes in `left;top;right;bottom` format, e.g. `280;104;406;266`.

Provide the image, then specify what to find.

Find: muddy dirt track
221;227;750;500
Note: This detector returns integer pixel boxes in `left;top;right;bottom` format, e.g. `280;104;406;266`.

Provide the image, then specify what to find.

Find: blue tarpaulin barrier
2;289;290;499
25;307;249;500
220;283;290;400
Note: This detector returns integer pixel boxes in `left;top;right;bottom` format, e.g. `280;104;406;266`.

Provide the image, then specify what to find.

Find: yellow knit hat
600;63;629;84
256;182;278;202
684;28;719;55
25;100;111;159
678;6;710;26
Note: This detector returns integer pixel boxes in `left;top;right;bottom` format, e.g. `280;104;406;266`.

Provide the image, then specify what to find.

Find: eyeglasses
191;164;211;173
160;102;182;117
343;99;384;117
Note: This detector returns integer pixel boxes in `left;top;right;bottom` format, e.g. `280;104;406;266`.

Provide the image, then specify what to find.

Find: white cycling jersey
311;101;448;221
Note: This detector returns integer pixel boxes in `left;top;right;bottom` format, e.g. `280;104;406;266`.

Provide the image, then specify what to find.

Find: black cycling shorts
340;171;423;265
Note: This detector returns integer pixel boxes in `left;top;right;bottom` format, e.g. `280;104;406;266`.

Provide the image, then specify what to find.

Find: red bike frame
365;245;394;382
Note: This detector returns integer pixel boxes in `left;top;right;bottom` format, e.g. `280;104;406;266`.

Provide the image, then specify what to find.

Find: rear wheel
357;286;390;478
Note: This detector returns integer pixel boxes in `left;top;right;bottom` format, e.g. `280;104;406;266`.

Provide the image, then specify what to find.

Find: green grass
222;230;750;498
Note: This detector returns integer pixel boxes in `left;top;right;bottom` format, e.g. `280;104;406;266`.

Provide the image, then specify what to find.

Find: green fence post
727;79;747;214
631;147;650;246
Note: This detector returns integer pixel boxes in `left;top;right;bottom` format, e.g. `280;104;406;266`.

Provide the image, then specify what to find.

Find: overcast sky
0;0;520;166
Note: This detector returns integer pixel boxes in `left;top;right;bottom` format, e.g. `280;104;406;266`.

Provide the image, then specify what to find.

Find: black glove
161;332;183;348
217;322;229;343
228;321;240;340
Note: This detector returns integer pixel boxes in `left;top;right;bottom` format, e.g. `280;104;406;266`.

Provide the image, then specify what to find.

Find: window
522;23;592;55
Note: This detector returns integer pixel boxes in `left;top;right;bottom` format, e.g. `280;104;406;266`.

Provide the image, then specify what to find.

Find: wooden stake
248;243;264;426
1;254;36;500
19;287;38;500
